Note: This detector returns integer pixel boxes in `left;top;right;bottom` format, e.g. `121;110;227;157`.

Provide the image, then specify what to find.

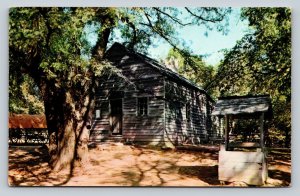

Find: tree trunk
11;7;112;177
93;27;111;60
33;8;110;174
39;79;95;173
52;117;77;173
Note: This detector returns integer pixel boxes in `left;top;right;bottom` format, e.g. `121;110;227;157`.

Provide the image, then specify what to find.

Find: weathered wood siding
209;116;225;143
90;43;216;146
164;80;213;145
122;96;165;143
90;55;165;144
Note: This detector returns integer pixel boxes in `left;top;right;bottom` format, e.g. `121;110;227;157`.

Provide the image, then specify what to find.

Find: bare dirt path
8;143;291;187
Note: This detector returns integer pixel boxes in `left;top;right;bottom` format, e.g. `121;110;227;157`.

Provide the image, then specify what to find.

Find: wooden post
260;113;265;149
225;115;229;151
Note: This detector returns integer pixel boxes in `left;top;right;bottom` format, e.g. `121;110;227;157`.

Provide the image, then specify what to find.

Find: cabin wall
90;56;165;145
164;79;213;145
90;48;216;146
209;115;225;142
122;96;165;144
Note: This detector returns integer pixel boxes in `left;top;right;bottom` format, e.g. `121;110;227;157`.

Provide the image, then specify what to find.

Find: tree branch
141;11;199;71
152;7;192;26
185;7;225;22
122;17;137;50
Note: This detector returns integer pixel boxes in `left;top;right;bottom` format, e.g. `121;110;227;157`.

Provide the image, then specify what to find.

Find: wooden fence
9;128;49;145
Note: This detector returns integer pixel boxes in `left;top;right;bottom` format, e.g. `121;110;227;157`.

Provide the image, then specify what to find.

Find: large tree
209;8;291;147
9;7;231;174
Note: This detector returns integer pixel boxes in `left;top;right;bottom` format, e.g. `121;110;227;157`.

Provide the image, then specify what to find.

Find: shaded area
9;128;49;145
178;165;219;185
8;144;291;187
8;146;67;186
268;170;290;186
266;148;291;186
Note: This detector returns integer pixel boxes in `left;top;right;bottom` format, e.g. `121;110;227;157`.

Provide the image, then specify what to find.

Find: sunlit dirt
8;143;291;187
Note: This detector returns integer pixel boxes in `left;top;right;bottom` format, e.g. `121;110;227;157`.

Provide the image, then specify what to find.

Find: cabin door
110;99;123;135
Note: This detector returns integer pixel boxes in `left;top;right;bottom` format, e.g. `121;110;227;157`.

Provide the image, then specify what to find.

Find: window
137;97;148;116
174;103;181;119
170;101;182;120
95;109;101;119
186;103;191;122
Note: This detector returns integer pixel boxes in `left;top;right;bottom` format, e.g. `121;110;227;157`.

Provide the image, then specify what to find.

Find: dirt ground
8;143;291;187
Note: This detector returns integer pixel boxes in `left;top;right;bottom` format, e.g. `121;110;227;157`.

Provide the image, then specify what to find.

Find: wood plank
124;121;164;126
123;117;164;122
93;124;110;128
93;119;110;122
225;115;229;150
123;136;164;141
123;133;164;136
123;128;164;132
260;113;264;148
92;127;110;131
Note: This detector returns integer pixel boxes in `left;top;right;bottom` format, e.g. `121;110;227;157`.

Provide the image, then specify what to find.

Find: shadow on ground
266;149;291;186
8;146;66;186
178;165;219;185
8;144;291;187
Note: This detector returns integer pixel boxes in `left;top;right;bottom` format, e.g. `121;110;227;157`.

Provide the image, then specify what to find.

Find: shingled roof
105;42;214;102
9;114;47;128
211;95;272;118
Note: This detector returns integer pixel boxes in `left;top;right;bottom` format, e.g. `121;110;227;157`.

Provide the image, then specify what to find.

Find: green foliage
165;48;216;95
8;6;234;130
211;8;291;147
116;8;231;54
9;7;231;113
9;7;235;169
9;7;99;114
9;74;44;114
212;8;291;97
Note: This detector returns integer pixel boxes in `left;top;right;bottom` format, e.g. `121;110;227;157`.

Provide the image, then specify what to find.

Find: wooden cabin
212;95;272;185
89;42;215;147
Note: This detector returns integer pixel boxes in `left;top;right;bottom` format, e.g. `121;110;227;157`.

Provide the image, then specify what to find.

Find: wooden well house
212;95;272;185
89;42;216;147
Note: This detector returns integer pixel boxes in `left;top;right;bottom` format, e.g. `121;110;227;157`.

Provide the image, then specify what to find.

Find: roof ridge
107;42;214;102
129;47;205;89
